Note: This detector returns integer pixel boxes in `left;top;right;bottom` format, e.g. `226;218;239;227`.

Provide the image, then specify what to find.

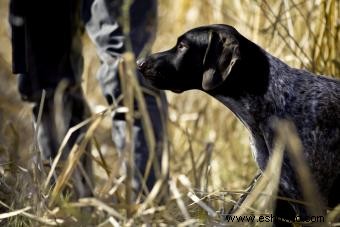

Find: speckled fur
137;24;340;217
215;53;340;208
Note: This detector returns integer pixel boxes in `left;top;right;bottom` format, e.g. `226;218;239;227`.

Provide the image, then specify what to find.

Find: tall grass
0;0;339;226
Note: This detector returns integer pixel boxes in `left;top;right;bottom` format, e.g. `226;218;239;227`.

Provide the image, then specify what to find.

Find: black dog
137;24;340;220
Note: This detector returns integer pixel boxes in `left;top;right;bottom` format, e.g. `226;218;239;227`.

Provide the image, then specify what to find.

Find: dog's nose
136;58;147;71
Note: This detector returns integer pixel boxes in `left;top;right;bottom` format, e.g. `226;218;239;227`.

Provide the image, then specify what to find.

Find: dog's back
261;53;340;203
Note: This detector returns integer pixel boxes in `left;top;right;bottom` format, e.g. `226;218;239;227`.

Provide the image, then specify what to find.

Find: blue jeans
85;0;168;192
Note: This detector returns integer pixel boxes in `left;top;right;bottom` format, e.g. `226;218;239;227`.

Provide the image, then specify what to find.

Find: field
0;0;339;226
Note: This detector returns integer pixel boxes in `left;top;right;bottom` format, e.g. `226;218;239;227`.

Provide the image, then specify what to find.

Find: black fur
137;24;340;221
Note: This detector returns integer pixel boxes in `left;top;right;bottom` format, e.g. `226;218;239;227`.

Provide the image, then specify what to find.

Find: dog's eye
177;42;188;52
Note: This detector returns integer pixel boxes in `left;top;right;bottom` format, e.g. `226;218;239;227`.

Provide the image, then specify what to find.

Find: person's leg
10;0;93;198
85;0;168;194
111;88;168;192
32;87;93;198
136;91;167;189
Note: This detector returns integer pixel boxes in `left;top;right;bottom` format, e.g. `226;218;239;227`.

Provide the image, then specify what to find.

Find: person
9;0;167;198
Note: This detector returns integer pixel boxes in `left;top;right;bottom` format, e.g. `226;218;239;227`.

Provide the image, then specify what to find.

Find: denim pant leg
95;57;168;192
84;0;167;192
137;90;168;190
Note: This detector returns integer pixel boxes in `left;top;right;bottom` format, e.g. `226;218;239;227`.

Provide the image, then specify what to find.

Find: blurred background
0;0;339;225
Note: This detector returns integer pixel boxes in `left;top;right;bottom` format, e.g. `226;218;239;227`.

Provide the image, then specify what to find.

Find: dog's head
137;24;268;94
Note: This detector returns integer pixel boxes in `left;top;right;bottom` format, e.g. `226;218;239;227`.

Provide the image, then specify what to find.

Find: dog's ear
202;31;240;91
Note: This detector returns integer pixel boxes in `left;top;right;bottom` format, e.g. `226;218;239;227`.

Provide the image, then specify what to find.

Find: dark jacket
10;0;80;89
9;0;157;90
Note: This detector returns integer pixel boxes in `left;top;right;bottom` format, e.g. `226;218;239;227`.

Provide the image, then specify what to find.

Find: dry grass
0;0;339;226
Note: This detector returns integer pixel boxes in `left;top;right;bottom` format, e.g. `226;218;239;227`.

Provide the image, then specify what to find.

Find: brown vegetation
0;0;339;226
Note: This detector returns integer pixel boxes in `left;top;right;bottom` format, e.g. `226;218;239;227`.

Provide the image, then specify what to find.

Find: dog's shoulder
262;52;340;126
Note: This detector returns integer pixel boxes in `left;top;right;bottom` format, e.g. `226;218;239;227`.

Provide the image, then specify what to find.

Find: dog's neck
209;51;294;133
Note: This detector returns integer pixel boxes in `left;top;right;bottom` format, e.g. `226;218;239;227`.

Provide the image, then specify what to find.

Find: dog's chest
214;95;272;169
249;133;270;171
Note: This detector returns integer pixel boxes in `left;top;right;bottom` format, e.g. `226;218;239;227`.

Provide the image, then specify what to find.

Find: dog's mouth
142;70;161;80
141;71;163;85
141;70;165;86
141;71;184;93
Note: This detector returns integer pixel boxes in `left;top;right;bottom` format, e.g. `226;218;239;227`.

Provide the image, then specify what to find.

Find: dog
136;24;340;221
